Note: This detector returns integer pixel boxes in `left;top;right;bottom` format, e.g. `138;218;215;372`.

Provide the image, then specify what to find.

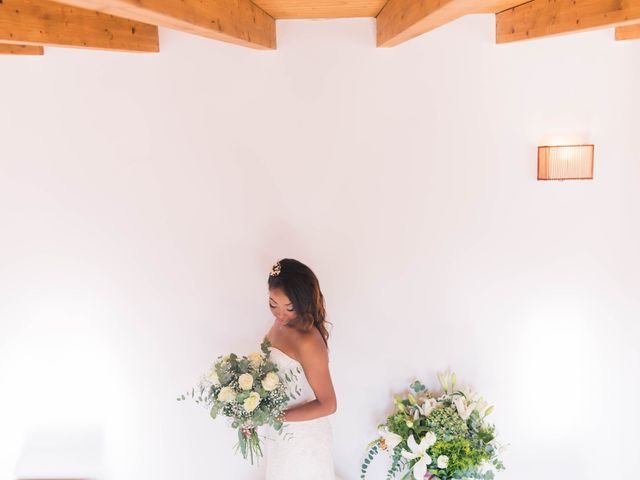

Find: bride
262;258;341;480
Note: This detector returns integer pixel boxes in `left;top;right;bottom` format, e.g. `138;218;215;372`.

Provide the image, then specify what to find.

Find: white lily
419;397;439;417
458;385;478;403
437;372;449;393
453;395;473;420
378;426;402;450
401;433;437;480
437;371;456;394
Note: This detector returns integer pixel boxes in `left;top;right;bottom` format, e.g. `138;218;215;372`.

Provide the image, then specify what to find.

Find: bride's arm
280;335;337;422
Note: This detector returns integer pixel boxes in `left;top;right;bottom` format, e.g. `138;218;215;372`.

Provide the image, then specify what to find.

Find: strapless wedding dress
263;346;341;480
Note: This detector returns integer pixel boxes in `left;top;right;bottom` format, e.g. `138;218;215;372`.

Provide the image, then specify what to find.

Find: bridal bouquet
178;337;295;464
361;372;506;480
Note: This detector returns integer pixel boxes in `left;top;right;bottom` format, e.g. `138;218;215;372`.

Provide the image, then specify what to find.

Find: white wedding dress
263;346;340;480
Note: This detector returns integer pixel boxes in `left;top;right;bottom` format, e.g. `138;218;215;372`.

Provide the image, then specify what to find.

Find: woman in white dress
263;258;341;480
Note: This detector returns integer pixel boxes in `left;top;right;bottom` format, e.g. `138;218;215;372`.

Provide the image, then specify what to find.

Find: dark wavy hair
267;258;330;347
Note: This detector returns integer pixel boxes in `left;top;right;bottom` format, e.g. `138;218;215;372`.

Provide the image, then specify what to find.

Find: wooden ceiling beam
250;0;387;19
54;0;276;49
376;0;525;47
0;43;44;54
0;0;158;52
496;0;640;43
615;23;640;40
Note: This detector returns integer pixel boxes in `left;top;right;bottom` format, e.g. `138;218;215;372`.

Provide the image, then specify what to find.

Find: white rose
261;372;280;391
248;352;264;368
238;373;254;391
206;365;219;384
437;455;449;469
217;386;236;403
243;392;261;413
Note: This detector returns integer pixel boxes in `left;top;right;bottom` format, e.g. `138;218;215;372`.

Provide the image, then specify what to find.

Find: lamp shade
537;144;594;180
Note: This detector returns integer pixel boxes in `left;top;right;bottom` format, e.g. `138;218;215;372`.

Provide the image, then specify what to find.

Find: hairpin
269;261;282;277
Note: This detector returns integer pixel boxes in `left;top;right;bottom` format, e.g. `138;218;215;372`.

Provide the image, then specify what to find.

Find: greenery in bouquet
361;372;507;480
179;337;302;464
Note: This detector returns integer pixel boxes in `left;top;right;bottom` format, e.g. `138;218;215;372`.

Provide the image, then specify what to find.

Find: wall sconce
537;144;594;180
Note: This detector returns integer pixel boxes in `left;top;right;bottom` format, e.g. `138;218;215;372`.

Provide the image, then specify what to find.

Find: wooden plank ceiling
1;0;639;56
252;0;388;18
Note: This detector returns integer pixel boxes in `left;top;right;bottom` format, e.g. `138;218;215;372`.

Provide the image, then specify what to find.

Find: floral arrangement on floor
361;372;507;480
178;337;299;464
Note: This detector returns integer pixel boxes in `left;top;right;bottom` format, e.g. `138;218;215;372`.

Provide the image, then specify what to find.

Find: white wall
1;16;639;480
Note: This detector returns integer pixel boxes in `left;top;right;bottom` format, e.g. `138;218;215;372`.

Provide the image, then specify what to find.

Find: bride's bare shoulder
293;328;327;358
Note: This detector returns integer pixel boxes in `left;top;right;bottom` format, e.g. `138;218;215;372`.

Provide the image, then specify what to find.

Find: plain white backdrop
1;15;639;480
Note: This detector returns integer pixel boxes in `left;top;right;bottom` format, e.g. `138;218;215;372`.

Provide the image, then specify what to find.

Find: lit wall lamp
537;144;594;181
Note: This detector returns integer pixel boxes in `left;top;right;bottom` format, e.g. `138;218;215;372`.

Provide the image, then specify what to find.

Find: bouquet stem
236;427;263;465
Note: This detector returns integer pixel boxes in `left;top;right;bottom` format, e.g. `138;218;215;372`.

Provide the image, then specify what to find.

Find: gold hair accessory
269;261;282;277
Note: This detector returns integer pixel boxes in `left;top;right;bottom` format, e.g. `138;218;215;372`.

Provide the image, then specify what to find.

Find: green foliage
261;336;272;356
410;380;426;393
238;358;250;373
361;375;506;480
387;411;412;441
421;405;469;441
386;446;406;480
177;338;293;464
429;437;492;478
360;442;380;479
